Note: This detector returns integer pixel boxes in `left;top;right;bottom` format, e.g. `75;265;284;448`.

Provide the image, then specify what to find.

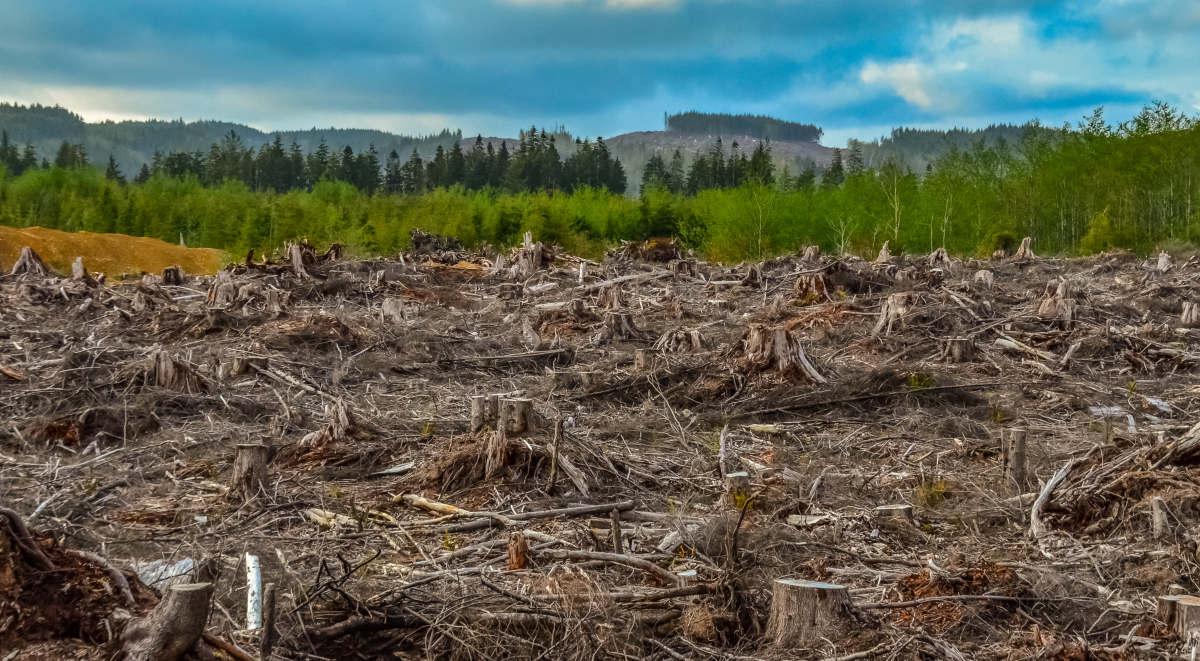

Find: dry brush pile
6;232;1200;660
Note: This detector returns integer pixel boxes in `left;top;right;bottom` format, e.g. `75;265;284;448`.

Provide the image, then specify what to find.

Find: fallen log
536;549;681;585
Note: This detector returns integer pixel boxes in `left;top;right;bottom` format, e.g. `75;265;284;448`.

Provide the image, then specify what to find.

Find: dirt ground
3;234;1200;660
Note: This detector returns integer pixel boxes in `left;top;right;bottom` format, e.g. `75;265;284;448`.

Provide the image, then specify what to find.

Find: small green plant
907;372;936;391
442;531;458;551
914;480;948;508
328;484;345;499
1127;380;1138;394
732;491;754;510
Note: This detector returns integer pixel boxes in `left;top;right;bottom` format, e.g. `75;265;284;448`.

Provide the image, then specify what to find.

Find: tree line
665;111;823;143
1;103;1198;265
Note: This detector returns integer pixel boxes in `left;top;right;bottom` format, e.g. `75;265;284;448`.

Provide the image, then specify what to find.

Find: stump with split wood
122;582;214;661
382;297;406;324
72;257;99;287
766;579;856;648
1158;595;1200;640
872;240;892;268
289;244;310;280
595;312;641;343
500;398;534;436
232;444;270;504
872;292;913;336
634;348;659;373
507;531;528;570
653;329;703;354
741;324;825;383
974;269;995;289
794;272;832;304
11;246;49;277
162;265;184;286
595;283;627;311
1013;237;1036;260
800;245;821;262
470;394;500;433
1181;302;1200;328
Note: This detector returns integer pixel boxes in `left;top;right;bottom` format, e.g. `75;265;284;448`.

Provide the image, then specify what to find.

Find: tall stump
766;579;855;648
232;444;270;504
122;582;214;661
1001;428;1029;493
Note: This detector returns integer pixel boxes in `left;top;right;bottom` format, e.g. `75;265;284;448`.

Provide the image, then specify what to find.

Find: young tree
384;149;403;193
666;149;685;194
822;148;844;189
105;155;126;184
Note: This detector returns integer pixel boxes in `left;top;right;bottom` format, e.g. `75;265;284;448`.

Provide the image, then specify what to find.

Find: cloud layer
0;0;1195;143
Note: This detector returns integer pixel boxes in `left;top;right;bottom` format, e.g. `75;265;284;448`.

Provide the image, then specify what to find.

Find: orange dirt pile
0;226;226;278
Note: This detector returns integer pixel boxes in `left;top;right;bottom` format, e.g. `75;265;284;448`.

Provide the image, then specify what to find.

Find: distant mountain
855;123;1060;172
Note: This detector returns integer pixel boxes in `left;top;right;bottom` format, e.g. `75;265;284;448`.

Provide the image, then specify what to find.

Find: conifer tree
823;148;845;189
105;155;126;184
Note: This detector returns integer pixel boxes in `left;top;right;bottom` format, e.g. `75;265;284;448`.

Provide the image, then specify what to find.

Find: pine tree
846;140;865;176
401;149;425;194
427;145;447;190
641;154;667;191
747;140;774;185
135;163;152;185
822;148;845;189
796;162;817;191
105;155;126;184
307;138;331;183
384;149;403;193
20;143;38;174
495;141;511;188
447;141;466;187
666;150;685;194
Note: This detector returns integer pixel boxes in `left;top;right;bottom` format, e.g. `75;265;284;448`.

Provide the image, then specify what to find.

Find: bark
1001;428;1029;493
232;444;270;504
508;531;529;570
122;582;214;661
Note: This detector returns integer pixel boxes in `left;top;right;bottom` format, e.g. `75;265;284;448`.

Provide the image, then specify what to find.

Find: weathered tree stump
1013;237;1037;260
150;350;207;393
741;324;825;382
709;299;734;311
872;292;913;336
507;531;528;570
800;245;821;262
260;583;278;660
610;509;624;554
500;398;534;436
973;269;995;289
470;394;501;433
382;297;406;324
1152;496;1168;540
794;273;832;304
724;471;750;507
512;232;544;280
595;283;627;310
872;240;892;268
653;329;703;353
740;263;764;288
927;247;951;269
122;582;214;661
289;243;310;280
579;371;603;388
498;283;523;300
943;337;976;363
232;444;270;504
485;425;508;478
72;257;99;287
874;504;914;523
1158;595;1200;640
1001;428;1029;493
206;271;237;308
634;348;659;372
766;579;855;648
668;259;698;280
1157;251;1173;272
11;246;49;277
992;249;1006;260
595;312;642;343
1038;279;1076;330
161;265;184;286
1181;302;1200;328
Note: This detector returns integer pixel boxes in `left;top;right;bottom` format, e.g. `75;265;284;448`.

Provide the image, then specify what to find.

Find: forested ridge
0;103;1197;265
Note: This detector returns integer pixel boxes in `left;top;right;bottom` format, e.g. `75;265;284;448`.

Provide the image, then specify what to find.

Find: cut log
872;292;913;336
122;582;214;661
595;311;642;343
1001;428;1029;493
942;337;976;363
507;531;528;570
741;324;825;382
875;504;914;523
766;579;856;648
872;240;892;268
232;444;270;504
973;270;995;289
1013;237;1036;261
500;398;534;436
11;246;49;277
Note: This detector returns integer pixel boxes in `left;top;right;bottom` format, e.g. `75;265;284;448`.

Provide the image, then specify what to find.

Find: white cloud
861;61;933;108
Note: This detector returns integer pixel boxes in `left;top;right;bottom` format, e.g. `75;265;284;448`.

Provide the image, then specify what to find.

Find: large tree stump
289;243;310;280
800;245;821;262
500;398;534;436
1013;237;1036;260
927;247;951;269
382;297;407;324
206;271;237;308
72;257;99;287
872;292;913;336
1037;279;1076;329
1001;428;1028;493
1158;595;1200;640
232;444;270;504
11;246;49;277
875;504;915;524
653;329;704;354
595;283;627;310
1181;303;1200;328
766;579;856;648
1152;496;1168;540
162;265;184;286
122;582;214;661
973;269;995;289
943;337;976;363
150;350;207;393
1157;251;1173;272
668;259;698;279
741;324;825;382
740;263;764;288
512;232;544;280
794;273;832;304
485;425;509;478
595;312;642;343
470;394;500;433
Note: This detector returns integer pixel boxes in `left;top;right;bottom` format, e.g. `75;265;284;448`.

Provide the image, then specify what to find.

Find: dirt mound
0;225;226;278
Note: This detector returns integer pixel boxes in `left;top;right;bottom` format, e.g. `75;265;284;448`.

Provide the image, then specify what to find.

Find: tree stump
801;245;821;262
943;337;976;363
794;273;832;304
872;240;892;268
232;444;270;504
1181;303;1200;328
871;292;913;336
485;425;509;478
740;263;764;288
634;348;659;372
766;579;855;648
709;299;734;311
992;249;1006;260
512;232;544;280
122;582;214;661
11;246;49;277
289;244;310;280
874;504;914;524
668;259;697;279
151;350;207;393
927;247;950;269
1013;237;1036;260
161;265;184;286
596;283;627;310
973;270;995;289
595;312;641;343
507;531;528;570
498;283;523;300
579;371;603;388
1001;428;1028;493
500;398;534;436
724;471;750;507
382;297;406;324
1152;496;1168;540
72;257;99;287
741;324;825;382
206;271;236;308
1159;595;1200;640
470;394;501;433
1157;251;1172;272
265;288;291;316
610;509;624;554
260;583;278;660
653;329;704;354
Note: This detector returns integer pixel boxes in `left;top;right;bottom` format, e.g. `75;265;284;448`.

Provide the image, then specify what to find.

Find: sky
1;0;1198;146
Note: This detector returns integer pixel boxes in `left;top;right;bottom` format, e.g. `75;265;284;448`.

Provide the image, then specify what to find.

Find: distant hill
855;123;1061;172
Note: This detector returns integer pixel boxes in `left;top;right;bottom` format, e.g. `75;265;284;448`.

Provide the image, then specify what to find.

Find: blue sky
1;0;1197;145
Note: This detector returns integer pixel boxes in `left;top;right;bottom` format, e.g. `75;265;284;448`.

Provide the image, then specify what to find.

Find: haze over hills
0;102;1049;193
